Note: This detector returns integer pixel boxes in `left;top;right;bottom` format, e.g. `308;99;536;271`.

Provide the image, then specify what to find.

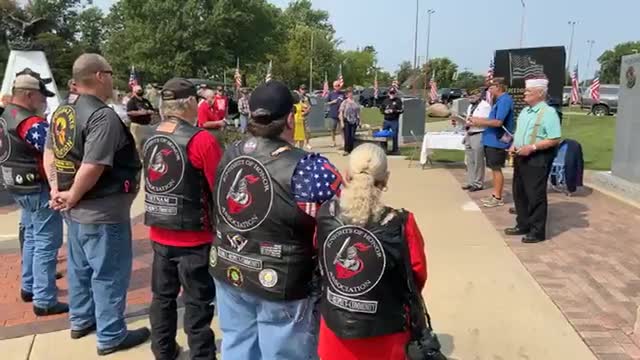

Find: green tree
418;57;458;88
76;7;105;53
339;49;376;86
396;61;414;86
452;71;485;91
597;41;640;84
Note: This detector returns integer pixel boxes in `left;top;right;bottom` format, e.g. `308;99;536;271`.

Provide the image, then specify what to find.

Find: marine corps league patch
323;226;386;297
217;156;273;232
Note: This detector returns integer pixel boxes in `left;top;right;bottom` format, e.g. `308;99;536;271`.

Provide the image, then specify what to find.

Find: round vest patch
0;118;11;163
323;225;386;297
143;135;185;194
227;266;244;287
209;246;218;268
51;106;77;158
217;156;273;232
259;268;278;288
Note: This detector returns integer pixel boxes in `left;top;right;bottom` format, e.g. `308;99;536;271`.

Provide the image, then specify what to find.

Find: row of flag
570;65;600;103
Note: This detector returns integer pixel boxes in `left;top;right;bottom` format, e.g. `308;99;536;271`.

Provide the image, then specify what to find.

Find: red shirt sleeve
186;130;223;190
405;212;428;289
16;116;44;141
197;102;213;128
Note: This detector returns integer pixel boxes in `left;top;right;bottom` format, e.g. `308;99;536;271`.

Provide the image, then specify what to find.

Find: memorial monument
1;9;61;121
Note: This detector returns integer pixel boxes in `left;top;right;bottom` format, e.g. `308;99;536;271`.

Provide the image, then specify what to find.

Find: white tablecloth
420;131;466;165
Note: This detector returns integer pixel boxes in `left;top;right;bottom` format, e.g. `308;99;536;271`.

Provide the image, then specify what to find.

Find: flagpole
309;31;314;91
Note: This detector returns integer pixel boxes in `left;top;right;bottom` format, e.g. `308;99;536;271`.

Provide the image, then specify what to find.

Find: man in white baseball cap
504;77;562;243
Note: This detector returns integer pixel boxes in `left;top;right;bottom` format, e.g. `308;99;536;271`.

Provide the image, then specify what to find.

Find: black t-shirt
126;96;154;125
381;98;404;121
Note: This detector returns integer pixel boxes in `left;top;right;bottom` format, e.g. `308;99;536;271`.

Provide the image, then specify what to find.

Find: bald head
72;54;111;86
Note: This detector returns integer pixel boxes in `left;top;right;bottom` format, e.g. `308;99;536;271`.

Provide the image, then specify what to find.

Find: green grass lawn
398;113;616;170
360;107;446;128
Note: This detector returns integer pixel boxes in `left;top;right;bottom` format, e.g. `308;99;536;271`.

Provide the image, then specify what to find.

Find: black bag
399;211;447;360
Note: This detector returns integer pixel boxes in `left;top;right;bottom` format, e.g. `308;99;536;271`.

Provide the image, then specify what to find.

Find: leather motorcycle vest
209;136;316;301
52;95;141;199
143;117;211;231
316;200;409;339
0;104;44;193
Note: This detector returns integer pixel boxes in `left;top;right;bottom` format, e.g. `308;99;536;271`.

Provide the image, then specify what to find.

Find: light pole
309;31;314;91
519;0;526;47
567;21;577;84
425;9;435;64
586;40;595;82
413;0;419;68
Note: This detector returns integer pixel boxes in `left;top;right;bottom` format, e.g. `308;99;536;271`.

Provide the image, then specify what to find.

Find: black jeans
513;150;556;238
343;121;357;153
150;242;216;360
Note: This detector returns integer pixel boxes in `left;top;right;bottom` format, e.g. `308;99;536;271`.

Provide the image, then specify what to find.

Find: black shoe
461;184;473;190
504;226;530;236
468;186;483;192
522;234;546;244
71;323;97;339
97;327;151;356
508;207;517;215
20;289;33;303
33;302;69;316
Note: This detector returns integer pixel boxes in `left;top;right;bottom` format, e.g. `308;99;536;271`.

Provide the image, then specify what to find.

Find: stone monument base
1;50;61;122
590;171;640;205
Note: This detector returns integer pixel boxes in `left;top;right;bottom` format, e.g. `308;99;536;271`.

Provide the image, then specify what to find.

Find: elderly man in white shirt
457;88;492;191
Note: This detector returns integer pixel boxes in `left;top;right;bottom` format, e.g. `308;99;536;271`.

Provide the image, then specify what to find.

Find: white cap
525;78;549;89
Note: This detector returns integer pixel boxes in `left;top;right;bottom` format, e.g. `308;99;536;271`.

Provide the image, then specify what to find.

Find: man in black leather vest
0;73;67;316
210;80;341;359
45;53;148;356
144;78;221;360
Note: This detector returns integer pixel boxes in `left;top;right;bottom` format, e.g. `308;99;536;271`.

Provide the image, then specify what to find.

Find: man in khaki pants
126;85;155;155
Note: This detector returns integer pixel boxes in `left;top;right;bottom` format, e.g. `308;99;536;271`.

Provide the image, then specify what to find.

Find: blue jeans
66;221;133;350
240;114;249;133
13;188;63;308
383;119;399;153
214;280;320;360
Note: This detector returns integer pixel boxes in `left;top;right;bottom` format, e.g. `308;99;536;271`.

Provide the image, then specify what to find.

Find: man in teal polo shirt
505;77;561;243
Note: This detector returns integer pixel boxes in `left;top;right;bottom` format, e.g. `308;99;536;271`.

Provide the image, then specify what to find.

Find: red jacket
318;211;428;360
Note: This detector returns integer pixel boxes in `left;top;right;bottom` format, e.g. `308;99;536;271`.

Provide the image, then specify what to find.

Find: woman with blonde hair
316;143;428;360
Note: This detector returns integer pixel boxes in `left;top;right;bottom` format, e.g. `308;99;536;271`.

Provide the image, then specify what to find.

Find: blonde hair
339;143;388;226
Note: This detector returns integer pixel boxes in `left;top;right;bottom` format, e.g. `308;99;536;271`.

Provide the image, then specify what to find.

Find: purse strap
528;107;547;145
398;210;433;333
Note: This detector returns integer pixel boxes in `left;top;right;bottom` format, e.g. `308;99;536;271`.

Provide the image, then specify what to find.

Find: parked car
580;84;618;116
358;87;406;108
437;88;466;104
563;86;587;106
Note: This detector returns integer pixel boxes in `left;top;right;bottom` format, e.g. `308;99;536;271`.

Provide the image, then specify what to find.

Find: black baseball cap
16;68;52;84
249;80;294;123
161;78;197;100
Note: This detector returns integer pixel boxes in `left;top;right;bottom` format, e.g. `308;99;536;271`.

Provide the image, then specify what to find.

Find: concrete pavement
0;138;595;359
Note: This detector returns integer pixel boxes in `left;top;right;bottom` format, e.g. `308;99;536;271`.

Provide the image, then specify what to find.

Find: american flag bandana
291;154;342;218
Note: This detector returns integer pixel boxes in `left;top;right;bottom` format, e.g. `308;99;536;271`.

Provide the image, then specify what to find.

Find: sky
95;0;639;79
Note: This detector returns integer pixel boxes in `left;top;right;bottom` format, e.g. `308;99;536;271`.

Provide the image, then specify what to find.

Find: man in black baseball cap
145;77;221;360
210;80;342;359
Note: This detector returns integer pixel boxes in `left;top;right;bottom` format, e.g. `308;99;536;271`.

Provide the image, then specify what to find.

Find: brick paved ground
450;168;640;360
0;219;151;340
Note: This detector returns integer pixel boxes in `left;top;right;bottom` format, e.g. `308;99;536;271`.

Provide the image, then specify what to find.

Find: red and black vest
0;104;44;193
209;136;316;301
52;94;141;199
143;117;211;231
316;200;409;339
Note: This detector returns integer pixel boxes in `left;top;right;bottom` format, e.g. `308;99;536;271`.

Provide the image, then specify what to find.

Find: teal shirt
513;102;562;147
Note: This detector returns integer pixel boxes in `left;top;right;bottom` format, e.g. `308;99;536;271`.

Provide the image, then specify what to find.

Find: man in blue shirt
469;78;514;208
326;81;345;148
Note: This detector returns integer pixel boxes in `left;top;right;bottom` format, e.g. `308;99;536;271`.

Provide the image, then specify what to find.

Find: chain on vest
209;137;316;301
316;200;409;339
143;117;211;231
51;95;141;199
0;104;44;193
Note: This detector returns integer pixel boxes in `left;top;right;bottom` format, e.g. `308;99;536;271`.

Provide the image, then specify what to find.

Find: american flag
429;71;438;102
322;73;329;97
373;71;379;98
128;65;138;90
25;121;49;151
589;76;600;102
509;54;545;80
292;154;342;219
570;65;580;105
486;59;494;103
336;64;344;88
234;58;242;89
266;60;273;82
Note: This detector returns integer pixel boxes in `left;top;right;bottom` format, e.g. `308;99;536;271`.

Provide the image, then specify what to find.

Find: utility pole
425;9;435;63
413;0;419;68
567;21;577;84
309;31;314;91
519;0;526;47
586;40;595;82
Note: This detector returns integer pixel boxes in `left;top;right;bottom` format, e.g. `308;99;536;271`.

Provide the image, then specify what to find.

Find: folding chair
548;141;570;196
